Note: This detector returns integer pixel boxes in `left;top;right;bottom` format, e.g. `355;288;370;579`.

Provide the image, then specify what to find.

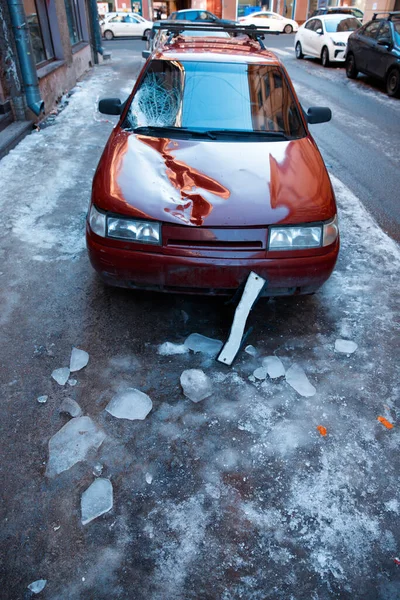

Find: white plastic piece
180;369;213;403
158;342;189;356
70;347;89;372
59;398;83;418
334;339;358;354
184;333;223;357
27;580;47;594
81;478;113;525
285;364;316;397
51;367;70;386
253;367;267;380
37;395;48;404
262;356;286;379
46;416;105;477
106;388;153;420
217;272;266;366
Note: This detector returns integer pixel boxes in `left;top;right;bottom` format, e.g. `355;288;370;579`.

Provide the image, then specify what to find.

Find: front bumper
87;226;339;296
333;48;346;62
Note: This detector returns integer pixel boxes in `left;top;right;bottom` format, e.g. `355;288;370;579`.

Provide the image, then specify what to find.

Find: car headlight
89;204;106;237
269;216;338;250
331;39;346;46
107;216;161;244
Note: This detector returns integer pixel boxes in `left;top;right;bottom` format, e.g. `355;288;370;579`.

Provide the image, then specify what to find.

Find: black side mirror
142;50;151;59
377;38;391;47
306;106;332;124
98;98;122;115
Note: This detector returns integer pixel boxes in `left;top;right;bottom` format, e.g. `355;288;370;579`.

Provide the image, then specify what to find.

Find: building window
64;0;84;45
24;0;55;65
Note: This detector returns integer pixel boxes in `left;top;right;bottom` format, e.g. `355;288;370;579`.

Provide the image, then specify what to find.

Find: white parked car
101;13;153;40
294;14;362;66
239;11;299;34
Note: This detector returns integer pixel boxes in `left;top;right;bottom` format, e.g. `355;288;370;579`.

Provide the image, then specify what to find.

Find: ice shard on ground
27;580;47;594
70;347;89;372
106;388;153;420
81;478;113;525
59;398;83;418
217;272;267;366
46;416;105;477
158;341;189;356
262;356;285;379
180;369;213;403
285;364;316;397
51;367;70;386
334;339;358;354
184;333;223;357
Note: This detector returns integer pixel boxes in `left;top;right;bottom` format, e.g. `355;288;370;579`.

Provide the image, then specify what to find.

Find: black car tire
284;24;293;34
386;68;400;98
321;46;330;67
142;28;150;41
295;41;304;59
104;30;114;40
345;53;358;79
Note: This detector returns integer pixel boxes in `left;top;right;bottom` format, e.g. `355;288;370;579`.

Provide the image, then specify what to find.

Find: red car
87;26;339;296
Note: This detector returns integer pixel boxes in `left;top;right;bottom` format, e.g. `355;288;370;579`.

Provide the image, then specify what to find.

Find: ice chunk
253;367;267;380
93;463;103;477
158;342;189;356
70;347;89;372
37;395;48;404
145;472;153;484
51;367;70;386
335;339;358;354
245;345;257;357
59;398;83;418
285;364;316;397
46;416;105;477
180;369;212;403
28;580;47;594
106;388;152;420
81;478;113;525
184;333;223;357
68;379;78;386
217;272;266;366
262;356;285;379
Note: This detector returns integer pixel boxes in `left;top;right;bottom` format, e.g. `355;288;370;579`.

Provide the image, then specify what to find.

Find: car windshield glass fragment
394;21;400;45
325;17;361;32
124;60;305;138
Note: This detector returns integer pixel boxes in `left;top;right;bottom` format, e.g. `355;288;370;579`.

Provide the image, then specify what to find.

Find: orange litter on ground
377;416;394;429
317;425;327;436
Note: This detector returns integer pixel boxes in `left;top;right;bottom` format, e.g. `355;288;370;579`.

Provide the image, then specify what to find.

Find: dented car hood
93;130;336;227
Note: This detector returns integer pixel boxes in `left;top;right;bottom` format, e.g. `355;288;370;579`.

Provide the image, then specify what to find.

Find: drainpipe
7;0;44;116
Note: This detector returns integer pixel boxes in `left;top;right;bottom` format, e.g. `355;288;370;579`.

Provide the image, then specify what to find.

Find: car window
352;8;363;18
305;19;316;30
126;60;306;138
325;17;361;33
377;21;392;41
394;21;400;45
205;12;217;20
109;15;123;22
123;15;139;22
195;11;211;21
362;20;382;38
314;19;323;31
169;12;177;20
182;11;198;21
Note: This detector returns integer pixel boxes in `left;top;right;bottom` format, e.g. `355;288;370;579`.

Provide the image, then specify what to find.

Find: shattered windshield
124;60;305;138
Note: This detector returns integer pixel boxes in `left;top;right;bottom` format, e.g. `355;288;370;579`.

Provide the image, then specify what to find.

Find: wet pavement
0;41;400;600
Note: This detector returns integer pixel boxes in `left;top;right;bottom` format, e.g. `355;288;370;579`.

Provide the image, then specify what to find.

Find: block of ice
285;364;316;397
51;367;70;386
253;367;267;380
27;580;47;594
245;345;257;357
184;333;223;357
158;342;189;356
70;347;89;372
68;379;78;386
106;388;152;420
81;478;113;525
59;398;83;418
262;356;285;379
46;416;105;477
335;339;358;354
37;395;48;404
180;369;212;403
93;463;103;477
145;472;153;484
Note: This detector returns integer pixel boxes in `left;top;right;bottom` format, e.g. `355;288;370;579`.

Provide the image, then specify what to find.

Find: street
0;36;399;600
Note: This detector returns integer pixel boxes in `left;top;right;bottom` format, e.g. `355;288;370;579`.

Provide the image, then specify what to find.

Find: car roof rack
372;10;400;20
153;21;279;50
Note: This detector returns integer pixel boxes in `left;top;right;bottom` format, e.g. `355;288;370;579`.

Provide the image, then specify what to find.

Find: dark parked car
168;8;236;26
312;6;364;20
345;12;400;97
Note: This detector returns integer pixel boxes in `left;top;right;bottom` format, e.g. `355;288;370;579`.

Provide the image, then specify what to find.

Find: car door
308;18;324;56
354;20;382;73
107;15;124;37
121;15;143;36
301;19;317;54
368;21;393;79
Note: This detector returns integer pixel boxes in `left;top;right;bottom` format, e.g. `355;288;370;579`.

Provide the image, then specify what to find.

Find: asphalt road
104;35;400;242
0;37;399;600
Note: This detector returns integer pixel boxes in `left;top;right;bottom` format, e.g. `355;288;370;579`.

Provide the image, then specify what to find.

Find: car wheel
295;41;304;59
142;28;150;41
284;24;293;34
321;46;330;68
345;53;358;79
386;68;400;98
104;30;114;40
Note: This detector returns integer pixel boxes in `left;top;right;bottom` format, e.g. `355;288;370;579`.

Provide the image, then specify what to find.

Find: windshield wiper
133;126;217;139
207;130;290;140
